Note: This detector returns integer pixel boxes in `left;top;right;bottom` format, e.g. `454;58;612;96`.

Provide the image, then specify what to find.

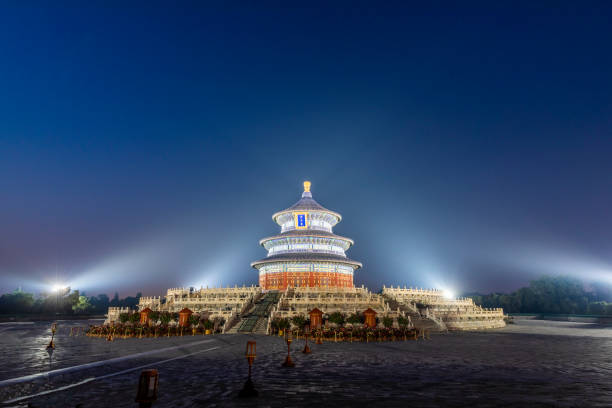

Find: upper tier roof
272;182;341;222
259;229;354;246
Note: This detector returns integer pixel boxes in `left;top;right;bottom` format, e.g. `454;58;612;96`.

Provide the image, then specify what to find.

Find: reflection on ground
0;319;610;407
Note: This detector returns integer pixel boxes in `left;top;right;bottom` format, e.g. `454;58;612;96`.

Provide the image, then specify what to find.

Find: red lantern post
135;369;158;408
239;341;258;397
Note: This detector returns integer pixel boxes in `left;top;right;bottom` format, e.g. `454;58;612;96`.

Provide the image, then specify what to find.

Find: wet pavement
0;319;611;407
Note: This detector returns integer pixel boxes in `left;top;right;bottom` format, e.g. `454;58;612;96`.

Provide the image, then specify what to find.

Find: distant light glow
443;289;455;299
52;284;67;292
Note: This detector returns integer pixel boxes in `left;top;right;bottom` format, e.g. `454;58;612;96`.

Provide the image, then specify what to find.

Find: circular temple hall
252;181;362;290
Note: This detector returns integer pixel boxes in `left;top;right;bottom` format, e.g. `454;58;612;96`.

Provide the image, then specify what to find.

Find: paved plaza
0;319;611;407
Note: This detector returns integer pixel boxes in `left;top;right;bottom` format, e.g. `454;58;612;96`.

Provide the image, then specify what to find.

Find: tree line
0;289;142;316
466;276;612;315
1;275;611;316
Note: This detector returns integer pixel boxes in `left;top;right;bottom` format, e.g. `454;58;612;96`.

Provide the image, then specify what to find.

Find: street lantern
135;369;158;408
302;324;311;354
239;341;258;397
282;331;295;367
46;323;57;350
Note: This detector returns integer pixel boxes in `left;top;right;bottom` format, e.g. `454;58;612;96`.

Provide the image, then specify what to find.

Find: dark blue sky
1;2;611;296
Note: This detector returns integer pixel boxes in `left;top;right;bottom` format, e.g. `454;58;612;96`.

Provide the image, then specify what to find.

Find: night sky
1;2;612;297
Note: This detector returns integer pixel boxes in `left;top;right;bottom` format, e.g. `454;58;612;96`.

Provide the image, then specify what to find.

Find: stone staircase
227;291;281;334
383;295;447;331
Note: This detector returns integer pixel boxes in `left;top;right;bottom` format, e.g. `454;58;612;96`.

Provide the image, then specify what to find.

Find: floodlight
443;289;455;299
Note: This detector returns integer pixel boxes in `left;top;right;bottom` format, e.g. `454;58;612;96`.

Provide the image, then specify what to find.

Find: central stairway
228;291;281;334
383;295;447;331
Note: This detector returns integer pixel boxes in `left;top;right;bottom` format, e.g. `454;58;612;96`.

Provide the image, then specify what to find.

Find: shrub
129;312;140;323
119;313;130;324
291;315;307;328
278;318;291;330
397;316;409;328
382;316;393;328
202;319;214;330
149;311;160;323
188;314;200;327
328;312;345;326
213;317;225;332
346;313;362;324
160;312;172;325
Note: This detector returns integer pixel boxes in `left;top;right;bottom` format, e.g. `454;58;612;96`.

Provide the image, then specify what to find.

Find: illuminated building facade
252;181;362;290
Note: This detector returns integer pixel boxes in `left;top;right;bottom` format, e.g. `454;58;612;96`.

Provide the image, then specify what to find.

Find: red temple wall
259;271;354;291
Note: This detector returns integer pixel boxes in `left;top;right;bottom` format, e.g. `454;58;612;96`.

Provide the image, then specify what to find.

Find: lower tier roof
251;252;362;269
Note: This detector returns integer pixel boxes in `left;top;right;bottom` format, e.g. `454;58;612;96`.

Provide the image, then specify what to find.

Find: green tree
72;296;92;314
110;292;120;307
0;290;35;314
88;294;110;314
468;276;600;315
382;316;394;328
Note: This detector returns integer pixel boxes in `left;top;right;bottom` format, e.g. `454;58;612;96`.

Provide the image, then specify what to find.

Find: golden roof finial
303;180;311;192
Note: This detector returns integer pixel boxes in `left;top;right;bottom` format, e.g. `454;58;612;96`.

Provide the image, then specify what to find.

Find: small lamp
239;341;258;397
302;325;311;354
135;369;158;408
282;331;295;367
46;323;57;350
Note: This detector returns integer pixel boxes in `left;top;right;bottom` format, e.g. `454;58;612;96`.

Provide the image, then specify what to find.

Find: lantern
239;341;258;397
246;341;256;364
282;331;295;367
302;324;311;354
135;369;158;408
46;323;57;350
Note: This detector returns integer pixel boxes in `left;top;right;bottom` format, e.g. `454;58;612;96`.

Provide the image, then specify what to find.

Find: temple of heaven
252;181;362;290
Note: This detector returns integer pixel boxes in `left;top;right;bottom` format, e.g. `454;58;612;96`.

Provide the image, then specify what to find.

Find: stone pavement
1;320;611;407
